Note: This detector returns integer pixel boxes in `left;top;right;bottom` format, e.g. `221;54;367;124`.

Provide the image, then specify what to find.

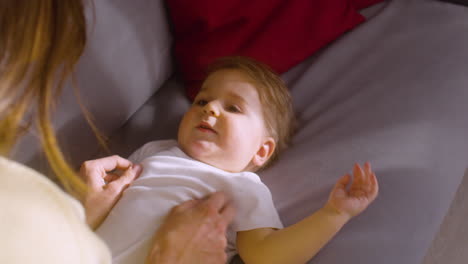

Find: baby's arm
237;162;379;264
237;208;350;264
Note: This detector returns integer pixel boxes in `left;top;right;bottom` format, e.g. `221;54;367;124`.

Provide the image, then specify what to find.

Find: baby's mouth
196;122;217;134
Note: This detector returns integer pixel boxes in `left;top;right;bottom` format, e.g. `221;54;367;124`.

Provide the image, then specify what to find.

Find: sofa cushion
108;1;468;264
351;0;385;9
12;0;174;172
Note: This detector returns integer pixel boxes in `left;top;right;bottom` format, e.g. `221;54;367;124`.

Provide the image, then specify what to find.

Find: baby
96;56;379;264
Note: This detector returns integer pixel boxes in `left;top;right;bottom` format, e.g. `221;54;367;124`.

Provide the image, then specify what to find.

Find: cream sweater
0;157;111;263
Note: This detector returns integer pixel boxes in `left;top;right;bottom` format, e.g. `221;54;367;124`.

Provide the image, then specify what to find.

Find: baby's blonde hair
205;56;295;168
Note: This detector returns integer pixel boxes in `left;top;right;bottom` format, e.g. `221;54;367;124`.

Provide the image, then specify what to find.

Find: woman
0;1;234;263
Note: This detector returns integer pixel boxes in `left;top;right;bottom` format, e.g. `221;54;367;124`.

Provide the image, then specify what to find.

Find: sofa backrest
11;0;173;175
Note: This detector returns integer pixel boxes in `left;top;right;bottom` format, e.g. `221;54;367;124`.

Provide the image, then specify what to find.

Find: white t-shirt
96;140;283;263
0;157;111;264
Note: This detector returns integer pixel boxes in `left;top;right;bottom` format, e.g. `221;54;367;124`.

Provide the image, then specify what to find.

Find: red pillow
166;0;375;100
351;0;385;10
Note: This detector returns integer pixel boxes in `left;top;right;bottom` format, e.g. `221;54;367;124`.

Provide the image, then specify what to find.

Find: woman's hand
146;192;236;264
80;155;142;230
325;162;379;219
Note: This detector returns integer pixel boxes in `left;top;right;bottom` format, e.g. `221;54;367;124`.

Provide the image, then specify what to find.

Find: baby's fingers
350;163;376;196
333;174;351;191
369;172;379;200
329;174;351;199
335;174;351;190
364;162;373;178
357;162;375;186
353;163;365;185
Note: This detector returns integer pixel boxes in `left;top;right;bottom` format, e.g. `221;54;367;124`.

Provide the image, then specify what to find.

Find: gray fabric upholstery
423;169;468;264
11;0;468;263
264;0;468;263
111;1;468;263
12;0;173;173
107;77;190;157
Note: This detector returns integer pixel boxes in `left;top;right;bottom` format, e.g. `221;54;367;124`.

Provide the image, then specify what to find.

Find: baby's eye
194;99;208;106
226;105;242;113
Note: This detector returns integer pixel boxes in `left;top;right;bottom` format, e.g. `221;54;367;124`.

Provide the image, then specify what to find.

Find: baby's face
178;69;274;172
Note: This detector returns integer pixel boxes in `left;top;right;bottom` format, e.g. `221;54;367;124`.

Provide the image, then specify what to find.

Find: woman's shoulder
0;156;111;263
0;156;86;221
1;156;73;198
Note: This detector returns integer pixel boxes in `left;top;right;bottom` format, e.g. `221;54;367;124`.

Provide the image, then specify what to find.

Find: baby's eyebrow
227;92;247;105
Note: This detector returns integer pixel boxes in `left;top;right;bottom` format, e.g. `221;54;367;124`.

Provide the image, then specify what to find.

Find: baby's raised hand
325;162;379;219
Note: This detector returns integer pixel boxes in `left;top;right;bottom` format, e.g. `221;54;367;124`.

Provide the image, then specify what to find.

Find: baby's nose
203;102;220;117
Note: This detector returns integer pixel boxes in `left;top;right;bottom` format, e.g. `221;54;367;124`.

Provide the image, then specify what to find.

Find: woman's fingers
107;164;142;193
173;192;235;228
103;173;120;183
94;155;133;172
81;156;134;189
219;202;236;224
81;168;104;191
148;191;235;264
204;191;229;212
81;157;143;230
173;199;201;213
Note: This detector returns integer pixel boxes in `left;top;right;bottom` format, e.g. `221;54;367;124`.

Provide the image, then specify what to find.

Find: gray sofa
12;0;468;263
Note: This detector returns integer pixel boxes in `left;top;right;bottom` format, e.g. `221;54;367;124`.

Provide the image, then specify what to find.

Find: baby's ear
252;137;276;168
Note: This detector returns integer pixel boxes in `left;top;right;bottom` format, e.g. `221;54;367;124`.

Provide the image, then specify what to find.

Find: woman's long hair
0;0;103;197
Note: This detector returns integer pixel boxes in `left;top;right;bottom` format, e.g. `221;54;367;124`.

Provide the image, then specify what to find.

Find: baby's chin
179;140;220;164
178;140;245;172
